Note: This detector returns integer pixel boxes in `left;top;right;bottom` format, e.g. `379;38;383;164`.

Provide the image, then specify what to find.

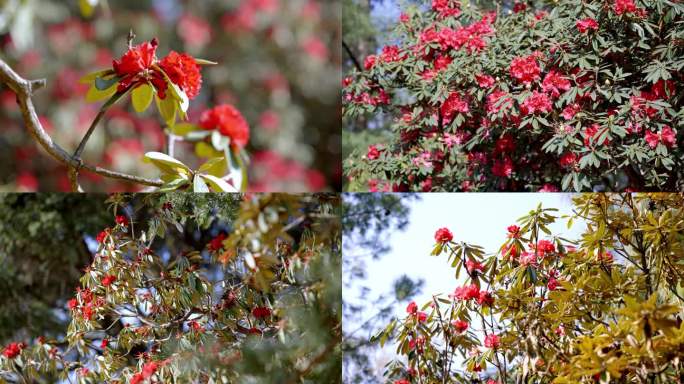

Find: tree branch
0;58;163;189
342;40;363;72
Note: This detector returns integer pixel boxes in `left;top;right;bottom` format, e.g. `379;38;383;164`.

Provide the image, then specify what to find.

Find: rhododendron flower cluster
199;104;250;149
434;227;453;243
109;38;203;101
2;342;25;359
509;54;541;85
576;18;599;33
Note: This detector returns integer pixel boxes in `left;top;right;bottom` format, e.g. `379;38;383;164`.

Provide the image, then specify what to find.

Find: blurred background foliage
0;0;341;192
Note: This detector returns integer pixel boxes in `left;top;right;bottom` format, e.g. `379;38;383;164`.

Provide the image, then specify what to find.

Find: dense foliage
343;0;684;192
0;0;340;192
0;193;341;383
374;193;684;383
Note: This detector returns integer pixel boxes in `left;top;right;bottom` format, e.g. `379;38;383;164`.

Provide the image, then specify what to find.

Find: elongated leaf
199;174;238;192
193;174;210;192
95;76;119;91
79;69;114;84
143;152;192;176
169;123;201;136
194;58;218;65
156;95;177;127
131;83;154;113
86;82;117;103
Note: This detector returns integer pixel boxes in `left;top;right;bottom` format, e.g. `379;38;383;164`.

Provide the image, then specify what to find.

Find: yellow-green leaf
132;83;154;113
195;142;221;158
199;174;238;192
86;82;117;103
79;0;97;17
156;95;177;127
79;69;114;84
169;123;201;136
194;58;218;65
143;152;191;176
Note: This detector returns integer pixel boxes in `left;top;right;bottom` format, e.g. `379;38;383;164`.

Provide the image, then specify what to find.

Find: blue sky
344;193;586;380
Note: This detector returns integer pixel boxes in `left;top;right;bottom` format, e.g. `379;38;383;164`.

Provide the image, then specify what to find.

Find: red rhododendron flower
475;73;495;88
159;51;203;99
452;319;469;333
547;277;560;291
364;55;376;70
380;45;404;63
395;380;410;384
484;333;500;349
113;39;157;78
406;301;418;315
559;152;578;168
115;215;128;226
576;18;599;33
541;71;571;98
534;239;556;256
416;311;427;322
2;342;25;359
68;298;78;310
96;230;108;243
477;291;495;306
101;274;117;287
614;0;637;15
101;338;109;348
521;91;552;115
441;91;469;121
432;0;460;18
507;225;520;238
434;227;453;243
562;103;581;120
513;2;527;13
113;39;167;97
466;259;484;274
252;306;272;318
142;361;159;378
645;126;676;148
207;233;227;252
199;104;250;148
509;55;540;85
367;145;380;160
492;157;514;178
453;284;480;301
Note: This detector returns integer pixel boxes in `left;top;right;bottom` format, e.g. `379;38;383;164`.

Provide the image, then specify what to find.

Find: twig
0;58;163;188
342;40;363;72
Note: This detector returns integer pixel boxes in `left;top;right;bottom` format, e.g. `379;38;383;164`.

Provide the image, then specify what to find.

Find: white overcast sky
344;193;586;380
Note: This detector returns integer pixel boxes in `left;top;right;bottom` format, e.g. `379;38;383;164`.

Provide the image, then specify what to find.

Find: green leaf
169;123;201;136
156;95;177;127
196;142;222;158
86;82;117;103
79;69;114;84
193;174;210;193
194;58;218;65
225;147;248;192
131;83;154;113
143;152;192;177
198;157;227;177
79;0;97;17
211;130;230;151
199;174;238;192
95;76;119;91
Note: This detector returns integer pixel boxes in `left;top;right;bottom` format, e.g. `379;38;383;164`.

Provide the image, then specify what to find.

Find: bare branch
0;58;163;189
